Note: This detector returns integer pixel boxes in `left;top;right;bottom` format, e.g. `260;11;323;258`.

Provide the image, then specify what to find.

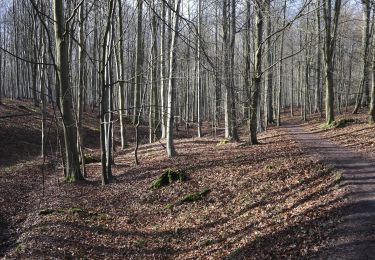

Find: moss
94;224;107;235
39;208;64;215
199;239;215;247
89;212;107;222
64;175;80;183
165;188;211;210
321;118;356;129
165;203;174;210
150;169;187;189
178;188;211;204
265;164;274;172
217;139;230;146
134;239;147;248
14;243;25;253
84;154;101;164
68;207;84;214
225;248;242;260
334;172;343;184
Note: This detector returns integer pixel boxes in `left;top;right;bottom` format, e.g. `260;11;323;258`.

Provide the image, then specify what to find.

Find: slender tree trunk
323;0;341;125
78;0;86;177
229;0;239;141
244;0;251;127
133;0;144;123
222;0;231;139
264;0;273;128
354;0;370;113
277;0;286;126
315;0;322;113
39;24;46;158
250;1;263;145
149;0;158;143
160;1;167;138
100;0;115;185
117;0;128;149
369;31;375;123
166;0;182;157
197;0;202;138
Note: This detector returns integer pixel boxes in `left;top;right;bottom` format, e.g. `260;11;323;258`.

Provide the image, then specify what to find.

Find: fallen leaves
0;101;348;259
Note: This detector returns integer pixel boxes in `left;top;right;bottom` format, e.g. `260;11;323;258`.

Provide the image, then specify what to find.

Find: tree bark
249;1;263;145
53;0;83;182
117;0;128;149
166;0;182;157
133;0;144;123
323;0;341;125
354;0;370;113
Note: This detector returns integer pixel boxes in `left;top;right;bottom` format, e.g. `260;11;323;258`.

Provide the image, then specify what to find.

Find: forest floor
1;100;375;259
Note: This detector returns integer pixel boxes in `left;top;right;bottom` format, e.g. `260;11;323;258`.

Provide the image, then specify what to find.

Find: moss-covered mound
166;188;211;209
84;154;101;164
178;188;211;204
322;118;356;129
217;139;230;146
150;169;187;189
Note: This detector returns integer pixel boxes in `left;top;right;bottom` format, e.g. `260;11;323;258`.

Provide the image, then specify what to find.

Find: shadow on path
284;124;375;259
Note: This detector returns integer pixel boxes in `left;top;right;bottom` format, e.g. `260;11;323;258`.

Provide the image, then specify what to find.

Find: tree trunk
354;0;370;113
149;0;158;143
78;0;86;177
264;0;273;128
277;0;286;126
166;0;182;157
249;1;263;145
369;30;375;123
197;0;202;138
314;0;322;113
53;0;83;182
323;0;341;125
117;0;128;149
133;0;144;123
160;1;167;139
100;0;115;185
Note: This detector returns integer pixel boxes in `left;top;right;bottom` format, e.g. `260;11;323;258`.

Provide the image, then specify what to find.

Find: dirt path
285;124;375;259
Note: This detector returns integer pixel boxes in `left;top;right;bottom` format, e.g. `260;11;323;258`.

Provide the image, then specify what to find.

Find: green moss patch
150;169;187;189
217;139;230;146
39;208;64;215
321;118;356;129
167;188;211;209
84;154;101;164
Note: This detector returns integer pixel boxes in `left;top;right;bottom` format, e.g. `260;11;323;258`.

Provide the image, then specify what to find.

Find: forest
1;0;375;258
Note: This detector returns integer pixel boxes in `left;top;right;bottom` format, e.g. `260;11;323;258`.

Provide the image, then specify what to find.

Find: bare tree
53;0;83;182
323;0;342;124
166;0;182;157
